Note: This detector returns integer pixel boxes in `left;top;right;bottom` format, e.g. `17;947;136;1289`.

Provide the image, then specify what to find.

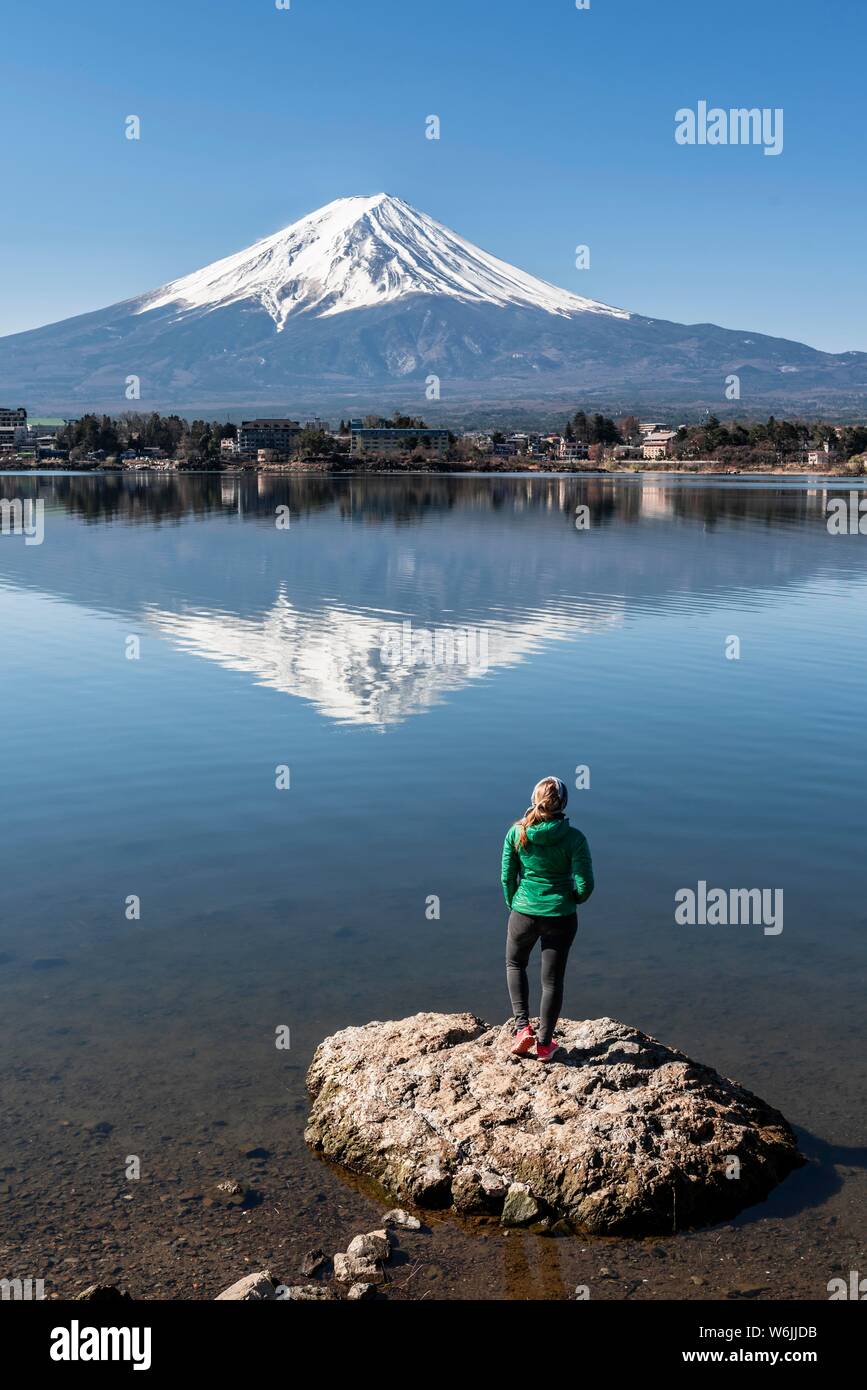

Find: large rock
305;1013;803;1235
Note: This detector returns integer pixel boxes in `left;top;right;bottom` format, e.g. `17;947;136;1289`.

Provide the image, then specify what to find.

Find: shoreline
2;463;866;481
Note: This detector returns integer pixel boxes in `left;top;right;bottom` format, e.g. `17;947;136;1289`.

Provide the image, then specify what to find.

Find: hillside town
1;404;866;474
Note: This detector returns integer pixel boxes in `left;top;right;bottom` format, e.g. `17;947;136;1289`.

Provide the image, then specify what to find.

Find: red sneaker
536;1039;561;1063
510;1025;536;1056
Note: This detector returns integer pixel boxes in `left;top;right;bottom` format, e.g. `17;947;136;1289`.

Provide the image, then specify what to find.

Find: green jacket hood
523;816;572;844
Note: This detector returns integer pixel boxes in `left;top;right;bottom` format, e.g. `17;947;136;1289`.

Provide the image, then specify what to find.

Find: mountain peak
136;194;630;330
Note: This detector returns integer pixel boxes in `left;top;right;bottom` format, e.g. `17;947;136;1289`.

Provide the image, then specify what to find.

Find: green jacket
501;816;594;917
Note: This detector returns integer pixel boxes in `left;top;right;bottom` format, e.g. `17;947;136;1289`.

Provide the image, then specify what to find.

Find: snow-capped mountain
138;194;629;327
1;192;865;417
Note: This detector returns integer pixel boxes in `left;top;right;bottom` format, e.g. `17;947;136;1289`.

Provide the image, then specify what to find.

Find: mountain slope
137;193;629;326
1;193;865;418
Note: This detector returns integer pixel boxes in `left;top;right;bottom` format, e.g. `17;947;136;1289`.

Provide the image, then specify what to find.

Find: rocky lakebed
6;1012;834;1303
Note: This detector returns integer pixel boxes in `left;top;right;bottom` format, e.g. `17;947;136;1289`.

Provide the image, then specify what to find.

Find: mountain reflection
1;472;863;728
145;589;622;726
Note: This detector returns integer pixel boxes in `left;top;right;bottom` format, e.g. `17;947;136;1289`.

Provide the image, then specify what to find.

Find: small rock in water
382;1208;421;1231
74;1284;133;1302
279;1284;337;1301
347;1282;377;1301
300;1248;330;1278
333;1252;382;1283
501;1182;542;1227
346;1230;390;1263
216;1179;243;1197
215;1271;276;1301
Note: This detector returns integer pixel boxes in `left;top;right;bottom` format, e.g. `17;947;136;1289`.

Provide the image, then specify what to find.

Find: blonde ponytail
514;776;568;850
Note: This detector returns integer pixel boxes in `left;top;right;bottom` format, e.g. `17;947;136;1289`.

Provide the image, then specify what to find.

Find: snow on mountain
3;192;866;415
135;193;630;328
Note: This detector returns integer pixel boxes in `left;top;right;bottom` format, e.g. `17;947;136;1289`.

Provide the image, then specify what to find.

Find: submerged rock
74;1284;134;1302
305;1012;803;1235
347;1282;378;1300
382;1208;422;1231
279;1284;337;1301
300;1247;330;1278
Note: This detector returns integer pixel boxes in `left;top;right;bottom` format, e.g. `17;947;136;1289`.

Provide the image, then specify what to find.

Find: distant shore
2;460;865;480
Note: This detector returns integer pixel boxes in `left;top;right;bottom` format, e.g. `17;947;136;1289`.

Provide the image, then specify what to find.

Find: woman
501;776;594;1061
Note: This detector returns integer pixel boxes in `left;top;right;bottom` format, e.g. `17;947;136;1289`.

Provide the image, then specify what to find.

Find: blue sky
1;0;863;351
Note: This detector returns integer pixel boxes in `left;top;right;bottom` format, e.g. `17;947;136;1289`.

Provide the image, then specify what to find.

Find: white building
807;442;838;467
642;431;677;461
0;406;27;452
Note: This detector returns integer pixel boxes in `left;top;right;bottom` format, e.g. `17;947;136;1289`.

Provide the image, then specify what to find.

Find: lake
1;470;865;1300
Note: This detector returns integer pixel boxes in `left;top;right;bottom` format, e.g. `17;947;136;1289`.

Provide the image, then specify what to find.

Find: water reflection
146;589;623;725
1;469;863;530
1;472;865;729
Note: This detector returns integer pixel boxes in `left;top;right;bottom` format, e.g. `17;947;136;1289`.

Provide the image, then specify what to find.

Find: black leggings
506;910;577;1046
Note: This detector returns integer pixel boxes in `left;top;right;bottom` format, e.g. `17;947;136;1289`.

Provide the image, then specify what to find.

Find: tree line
56;413;237;464
556;410;867;463
670;416;867;464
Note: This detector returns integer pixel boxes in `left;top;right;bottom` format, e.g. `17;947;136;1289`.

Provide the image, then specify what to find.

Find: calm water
1;472;865;1300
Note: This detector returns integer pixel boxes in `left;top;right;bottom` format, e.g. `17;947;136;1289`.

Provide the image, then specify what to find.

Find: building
642;430;677;461
639;420;669;436
25;417;70;441
807;442;838;468
559;439;589;461
0;406;27;452
238;419;301;457
350;427;449;458
21;418;73;459
461;431;494;452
